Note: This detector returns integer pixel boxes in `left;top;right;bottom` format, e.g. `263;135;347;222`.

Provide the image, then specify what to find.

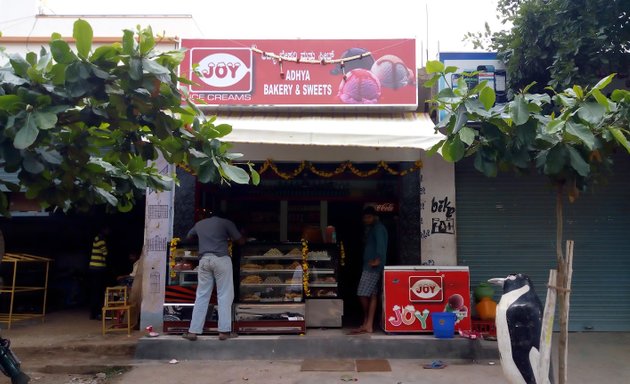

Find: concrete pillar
140;157;174;332
420;153;457;265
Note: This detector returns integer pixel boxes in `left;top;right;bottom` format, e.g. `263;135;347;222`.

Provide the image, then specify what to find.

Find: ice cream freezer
382;266;471;333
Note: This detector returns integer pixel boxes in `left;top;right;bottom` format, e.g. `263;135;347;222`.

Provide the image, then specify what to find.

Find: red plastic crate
471;318;497;337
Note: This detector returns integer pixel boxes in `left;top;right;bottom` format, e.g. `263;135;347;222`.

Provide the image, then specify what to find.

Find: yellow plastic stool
102;286;131;335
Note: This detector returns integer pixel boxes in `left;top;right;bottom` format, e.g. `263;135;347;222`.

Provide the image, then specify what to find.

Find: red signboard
180;39;416;108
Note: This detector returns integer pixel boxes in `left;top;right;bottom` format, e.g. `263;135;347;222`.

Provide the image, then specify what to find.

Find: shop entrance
328;202;363;327
195;161;411;330
328;201;399;328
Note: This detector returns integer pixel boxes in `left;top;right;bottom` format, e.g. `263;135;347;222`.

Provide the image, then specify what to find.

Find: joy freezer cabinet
382;266;471;333
235;242;306;334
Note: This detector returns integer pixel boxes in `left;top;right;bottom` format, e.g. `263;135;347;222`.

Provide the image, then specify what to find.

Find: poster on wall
180;39;417;109
438;52;507;120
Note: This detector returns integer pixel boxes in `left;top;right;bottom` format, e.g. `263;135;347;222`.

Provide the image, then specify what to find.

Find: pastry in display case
306;247;339;298
238;244;305;303
235;243;306;334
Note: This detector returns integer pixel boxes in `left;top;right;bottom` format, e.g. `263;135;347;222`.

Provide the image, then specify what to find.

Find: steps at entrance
135;333;499;361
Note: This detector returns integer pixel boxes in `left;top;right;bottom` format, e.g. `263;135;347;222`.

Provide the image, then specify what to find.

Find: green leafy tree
0;20;259;217
425;60;630;384
466;0;630;92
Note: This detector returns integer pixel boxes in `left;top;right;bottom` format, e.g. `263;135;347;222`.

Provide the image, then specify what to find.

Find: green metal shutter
456;155;630;331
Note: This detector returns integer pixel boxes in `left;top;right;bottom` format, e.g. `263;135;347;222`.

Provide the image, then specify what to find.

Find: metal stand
0;253;51;329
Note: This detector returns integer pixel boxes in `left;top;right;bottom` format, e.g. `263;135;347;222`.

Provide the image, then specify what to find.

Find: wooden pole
559;240;574;384
539;269;557;383
555;184;567;384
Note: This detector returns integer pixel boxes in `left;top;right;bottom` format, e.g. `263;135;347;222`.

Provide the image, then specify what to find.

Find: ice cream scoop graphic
337;68;381;104
445;293;465;311
330;47;374;75
371;54;415;89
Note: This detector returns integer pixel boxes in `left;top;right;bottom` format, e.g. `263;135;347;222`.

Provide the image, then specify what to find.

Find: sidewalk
1;309;137;383
2;310;629;384
116;332;630;384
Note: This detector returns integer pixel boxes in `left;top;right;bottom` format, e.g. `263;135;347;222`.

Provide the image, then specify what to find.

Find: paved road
6;310;630;384
111;352;630;384
115;359;507;384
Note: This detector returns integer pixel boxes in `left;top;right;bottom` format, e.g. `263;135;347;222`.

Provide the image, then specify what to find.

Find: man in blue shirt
349;206;388;334
182;210;244;341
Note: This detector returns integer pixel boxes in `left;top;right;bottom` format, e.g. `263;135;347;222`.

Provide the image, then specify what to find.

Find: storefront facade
139;38;460;331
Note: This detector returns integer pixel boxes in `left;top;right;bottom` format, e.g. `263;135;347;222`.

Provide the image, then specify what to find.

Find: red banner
180;39;416;108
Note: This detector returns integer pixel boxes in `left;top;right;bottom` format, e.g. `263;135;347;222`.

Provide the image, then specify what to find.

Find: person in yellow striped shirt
88;226;111;320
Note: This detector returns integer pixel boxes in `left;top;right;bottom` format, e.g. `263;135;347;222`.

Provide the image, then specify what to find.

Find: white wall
420;152;457;265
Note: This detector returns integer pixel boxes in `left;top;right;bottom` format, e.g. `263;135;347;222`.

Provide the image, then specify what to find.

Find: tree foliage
0;20;258;216
426;60;630;200
468;0;630;92
426;59;630;384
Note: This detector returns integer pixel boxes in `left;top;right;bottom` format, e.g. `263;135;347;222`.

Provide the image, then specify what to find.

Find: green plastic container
474;282;495;302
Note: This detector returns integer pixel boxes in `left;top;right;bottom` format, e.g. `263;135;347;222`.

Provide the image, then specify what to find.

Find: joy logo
190;48;252;93
408;276;443;302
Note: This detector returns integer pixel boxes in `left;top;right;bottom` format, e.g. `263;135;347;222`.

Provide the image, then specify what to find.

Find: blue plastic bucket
431;312;456;339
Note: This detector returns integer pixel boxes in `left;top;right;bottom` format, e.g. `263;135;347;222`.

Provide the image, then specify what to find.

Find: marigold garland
256;159;422;179
346;162;380;177
169;238;181;278
301;239;311;297
339;241;346;267
308;162;348;177
178;163;193;174
266;160;306;180
178;159;422;179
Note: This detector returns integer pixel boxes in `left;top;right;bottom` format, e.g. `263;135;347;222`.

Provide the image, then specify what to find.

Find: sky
1;0;506;65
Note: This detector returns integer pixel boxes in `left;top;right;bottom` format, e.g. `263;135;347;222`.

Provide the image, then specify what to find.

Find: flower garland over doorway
178;159;422;179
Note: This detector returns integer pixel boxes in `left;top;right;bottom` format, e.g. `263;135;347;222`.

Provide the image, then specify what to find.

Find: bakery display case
168;243;199;287
306;245;339;299
236;241;342;331
164;239;343;333
234;303;306;334
236;242;307;334
304;243;343;327
238;243;304;304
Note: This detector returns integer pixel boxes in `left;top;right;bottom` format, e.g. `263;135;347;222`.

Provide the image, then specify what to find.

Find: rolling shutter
456;155;630;331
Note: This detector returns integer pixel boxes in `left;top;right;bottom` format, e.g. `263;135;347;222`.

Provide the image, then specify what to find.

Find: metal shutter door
456;155;630;331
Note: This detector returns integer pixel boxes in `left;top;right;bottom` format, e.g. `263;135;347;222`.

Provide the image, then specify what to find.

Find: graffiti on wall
421;194;456;240
431;196;455;235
